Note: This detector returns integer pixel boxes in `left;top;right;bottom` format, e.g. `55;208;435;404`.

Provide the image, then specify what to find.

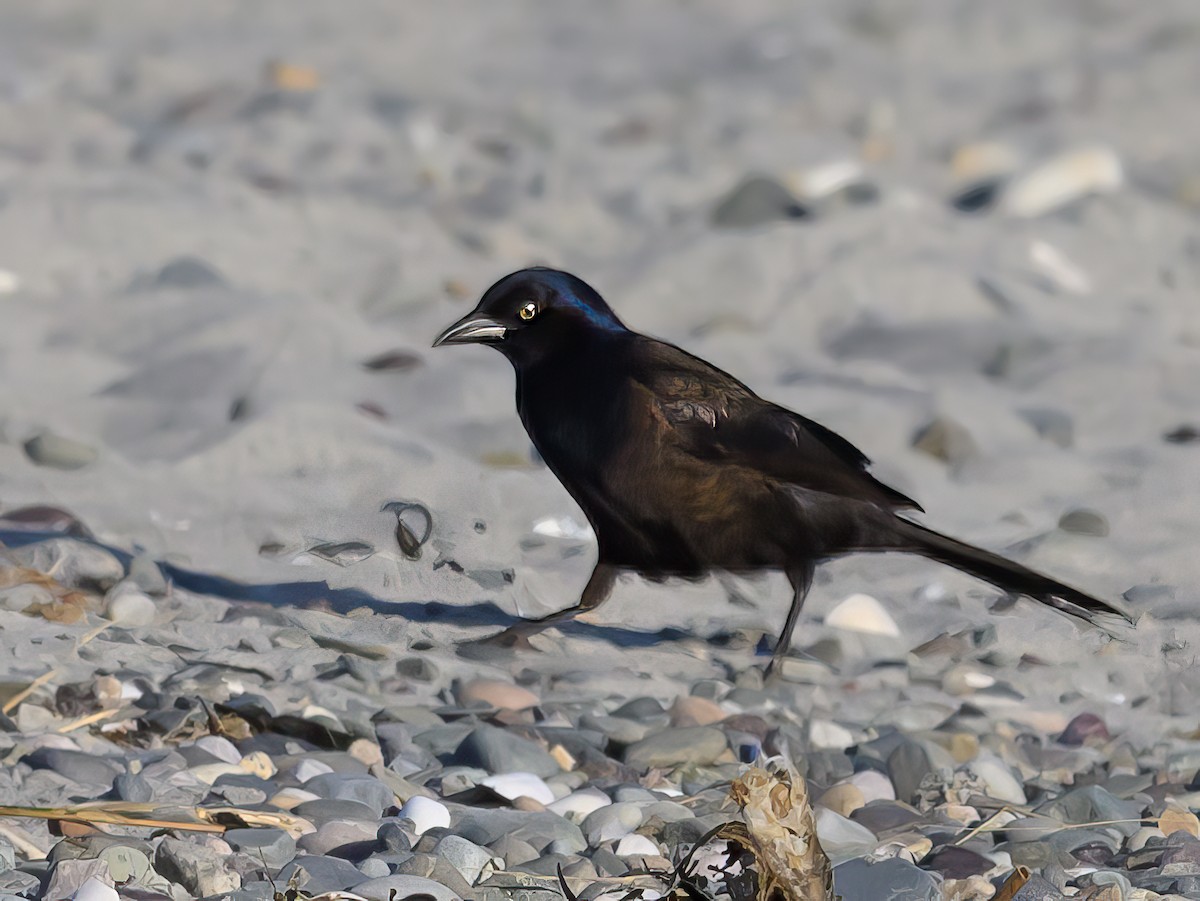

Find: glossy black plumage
434;268;1131;670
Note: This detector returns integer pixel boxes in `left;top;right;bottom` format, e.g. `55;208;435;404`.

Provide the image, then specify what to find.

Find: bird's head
433;268;626;364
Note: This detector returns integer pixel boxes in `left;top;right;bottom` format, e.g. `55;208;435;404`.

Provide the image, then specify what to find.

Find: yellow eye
518;302;537;321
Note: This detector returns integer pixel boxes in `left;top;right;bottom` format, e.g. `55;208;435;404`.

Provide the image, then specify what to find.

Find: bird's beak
432;312;508;347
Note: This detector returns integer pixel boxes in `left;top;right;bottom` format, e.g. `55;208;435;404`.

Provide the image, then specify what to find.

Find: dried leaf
727;765;832;901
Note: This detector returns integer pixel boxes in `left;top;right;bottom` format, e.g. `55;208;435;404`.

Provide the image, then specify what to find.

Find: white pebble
969;754;1027;805
1001;146;1123;218
847;770;896;803
481;772;555;805
400;795;451;835
293;758;335;783
825;593;900;637
194;735;242;765
73;878;118;901
104;582;156;627
0;269;18;295
1029;241;1091;295
809;719;855;750
547;786;612;820
531;515;593;540
615;834;660;857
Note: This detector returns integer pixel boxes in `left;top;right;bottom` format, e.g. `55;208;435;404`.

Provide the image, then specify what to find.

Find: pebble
615;833;660;858
10;539;125;591
912;417;979;468
847;770;897;804
668;694;726;727
480;771;555;805
834;857;942;901
223;828;297;869
398;796;451;835
103;582;157;627
825;593;900;637
296;819;378;857
155;837;241;897
970;755;1028;805
23;431;99;470
303;773;395;815
71;877;118;901
1001;146;1124;218
711;175;808;228
624;726;727;768
433;834;497;884
456;678;539;712
819;783;866;818
275;855;367;894
547;786;612;820
352;875;461;901
452;725;561;778
1057;508;1110;537
582;802;643;845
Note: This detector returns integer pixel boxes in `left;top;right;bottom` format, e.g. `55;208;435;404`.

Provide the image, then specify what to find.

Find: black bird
434;268;1131;672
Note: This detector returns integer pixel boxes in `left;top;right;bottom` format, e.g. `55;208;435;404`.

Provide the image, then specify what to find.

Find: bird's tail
892;520;1134;635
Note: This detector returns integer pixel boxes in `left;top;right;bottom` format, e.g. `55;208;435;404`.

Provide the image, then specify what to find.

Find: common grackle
434;268;1131;672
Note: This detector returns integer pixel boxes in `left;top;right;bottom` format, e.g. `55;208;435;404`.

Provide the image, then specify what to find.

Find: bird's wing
631;340;923;511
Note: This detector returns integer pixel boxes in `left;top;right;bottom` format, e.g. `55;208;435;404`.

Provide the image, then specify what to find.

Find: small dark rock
1057;509;1109;537
711;175;809;228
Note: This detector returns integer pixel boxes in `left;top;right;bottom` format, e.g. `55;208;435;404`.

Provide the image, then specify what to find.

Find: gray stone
581;802;643;845
297;819;379;858
134;256;227;291
623;727;727;769
155;837;241;897
356;858;389;879
393;853;474;899
434;834;497;885
488;834;538;868
352;875;463;901
293;798;379;826
303;773;395;816
22;748;122;788
377;820;415;853
887;740;933;804
224;828;297;870
23;431;99;470
711;175;808;228
0;836;12;870
610;697;667;720
1037;785;1141;837
275;856;367;894
43;858;111;901
1057;508;1109;537
113;771;154;803
452;725;560;778
833;857;941;901
453;807;586;854
1018;407;1074;448
1010;873;1068;900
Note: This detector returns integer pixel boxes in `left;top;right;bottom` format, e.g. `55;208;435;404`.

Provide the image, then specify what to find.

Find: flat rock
303;773;395;815
833;857;941;901
223;828;296;870
452;725;560;778
623;726;727;769
352;874;462;901
275;856;367;894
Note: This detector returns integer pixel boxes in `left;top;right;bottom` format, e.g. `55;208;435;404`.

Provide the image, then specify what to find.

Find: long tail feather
894;520;1133;633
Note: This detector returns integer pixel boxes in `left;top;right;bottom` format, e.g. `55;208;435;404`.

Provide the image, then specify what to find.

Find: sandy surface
1;1;1198;688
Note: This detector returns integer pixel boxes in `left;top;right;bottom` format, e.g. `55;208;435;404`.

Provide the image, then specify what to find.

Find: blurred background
1;0;1197;637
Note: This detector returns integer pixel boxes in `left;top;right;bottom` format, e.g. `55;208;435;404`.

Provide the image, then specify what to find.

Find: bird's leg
766;563;816;677
488;562;618;646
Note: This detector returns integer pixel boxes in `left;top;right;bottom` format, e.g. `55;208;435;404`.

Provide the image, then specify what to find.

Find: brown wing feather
631;338;922;512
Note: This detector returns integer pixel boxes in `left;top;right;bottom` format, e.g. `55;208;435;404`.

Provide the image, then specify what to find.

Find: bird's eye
518;302;538;321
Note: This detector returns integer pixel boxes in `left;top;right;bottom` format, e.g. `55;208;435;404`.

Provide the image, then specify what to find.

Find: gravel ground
2;2;1200;900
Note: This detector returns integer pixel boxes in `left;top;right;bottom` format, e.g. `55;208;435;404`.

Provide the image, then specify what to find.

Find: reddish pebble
1058;712;1110;746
